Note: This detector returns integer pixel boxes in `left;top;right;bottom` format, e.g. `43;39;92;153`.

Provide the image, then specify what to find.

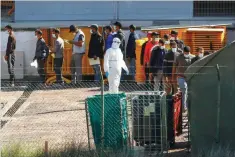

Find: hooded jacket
35;38;47;59
88;32;104;58
144;41;158;65
163;48;182;77
113;30;125;54
149;46;167;73
126;32;137;58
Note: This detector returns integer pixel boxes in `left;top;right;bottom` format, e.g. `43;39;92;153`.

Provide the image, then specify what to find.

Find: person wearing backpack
33;29;49;84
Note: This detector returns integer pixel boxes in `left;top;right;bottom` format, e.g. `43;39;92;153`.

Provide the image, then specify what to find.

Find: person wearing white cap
104;38;129;93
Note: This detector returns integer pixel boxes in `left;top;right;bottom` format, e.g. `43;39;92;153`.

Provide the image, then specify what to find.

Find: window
193;1;235;17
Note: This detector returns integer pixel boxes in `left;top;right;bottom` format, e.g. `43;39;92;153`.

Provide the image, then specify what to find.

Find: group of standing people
3;22;138;86
140;30;208;113
4;23;210;112
66;22;138;84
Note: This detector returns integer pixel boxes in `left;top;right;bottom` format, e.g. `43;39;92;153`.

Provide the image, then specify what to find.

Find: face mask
113;26;116;31
172;48;177;52
170;37;176;41
184;54;189;58
52;34;56;38
199;53;203;58
112;41;120;49
165;41;170;44
90;29;93;34
160;46;165;49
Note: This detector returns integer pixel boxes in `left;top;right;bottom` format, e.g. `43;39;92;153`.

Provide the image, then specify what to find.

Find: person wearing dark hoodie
150;39;167;91
191;47;204;64
33;29;48;84
88;24;104;82
163;41;183;94
113;21;125;56
126;24;138;81
113;21;126;80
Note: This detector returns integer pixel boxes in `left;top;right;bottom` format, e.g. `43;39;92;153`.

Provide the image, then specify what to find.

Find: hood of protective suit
112;38;121;49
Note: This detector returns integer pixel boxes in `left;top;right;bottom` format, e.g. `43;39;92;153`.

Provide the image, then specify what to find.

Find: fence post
215;64;221;143
100;65;105;157
45;141;49;157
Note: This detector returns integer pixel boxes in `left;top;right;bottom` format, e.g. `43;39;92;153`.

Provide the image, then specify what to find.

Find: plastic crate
86;93;129;151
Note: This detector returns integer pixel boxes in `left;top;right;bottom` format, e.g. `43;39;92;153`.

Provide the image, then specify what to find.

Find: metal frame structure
128;91;168;156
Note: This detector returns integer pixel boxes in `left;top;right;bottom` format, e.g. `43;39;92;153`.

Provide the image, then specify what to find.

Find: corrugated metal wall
15;1;193;21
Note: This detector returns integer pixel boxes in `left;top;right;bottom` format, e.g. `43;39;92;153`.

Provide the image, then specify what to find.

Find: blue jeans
177;77;188;110
128;58;136;81
92;64;101;82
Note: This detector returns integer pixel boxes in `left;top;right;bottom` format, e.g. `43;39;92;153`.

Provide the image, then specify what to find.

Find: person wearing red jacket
144;32;159;83
140;32;152;66
140;32;152;83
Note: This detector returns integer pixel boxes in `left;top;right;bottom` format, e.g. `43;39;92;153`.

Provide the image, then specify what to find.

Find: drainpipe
215;64;221;143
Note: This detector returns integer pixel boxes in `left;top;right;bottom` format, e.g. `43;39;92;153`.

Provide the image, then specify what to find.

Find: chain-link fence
0;71;191;157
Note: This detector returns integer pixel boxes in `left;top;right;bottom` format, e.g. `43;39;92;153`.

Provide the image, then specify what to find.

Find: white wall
1;31;38;78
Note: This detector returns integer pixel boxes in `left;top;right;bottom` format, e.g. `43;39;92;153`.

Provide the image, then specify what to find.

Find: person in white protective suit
104;38;129;93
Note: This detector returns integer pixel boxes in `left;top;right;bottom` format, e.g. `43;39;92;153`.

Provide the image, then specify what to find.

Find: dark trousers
7;53;15;84
145;64;150;83
54;58;63;83
37;59;46;83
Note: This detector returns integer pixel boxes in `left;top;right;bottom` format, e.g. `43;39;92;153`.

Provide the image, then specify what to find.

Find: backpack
41;45;50;59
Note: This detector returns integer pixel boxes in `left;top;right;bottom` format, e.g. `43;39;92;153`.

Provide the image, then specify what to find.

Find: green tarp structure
185;41;235;156
86;93;129;151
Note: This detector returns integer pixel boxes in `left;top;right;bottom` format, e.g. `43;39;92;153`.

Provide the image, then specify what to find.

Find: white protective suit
104;38;129;93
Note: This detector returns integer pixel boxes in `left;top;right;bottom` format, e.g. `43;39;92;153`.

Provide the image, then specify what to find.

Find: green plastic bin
86;93;129;151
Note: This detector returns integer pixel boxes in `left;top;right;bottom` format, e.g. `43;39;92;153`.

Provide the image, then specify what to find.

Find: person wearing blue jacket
126;24;138;81
104;26;113;53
